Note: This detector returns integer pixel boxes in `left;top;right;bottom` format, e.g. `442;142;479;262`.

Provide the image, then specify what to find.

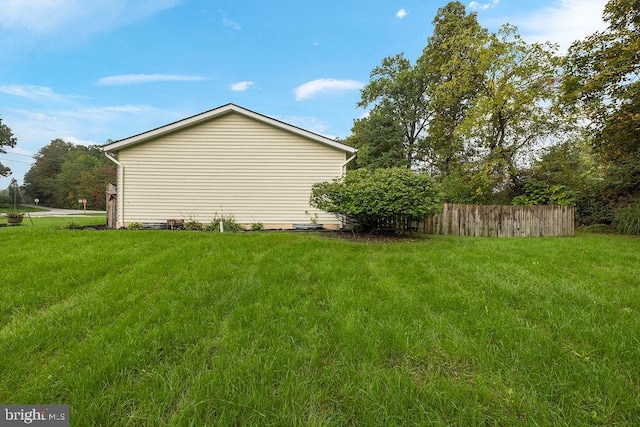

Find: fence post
106;183;117;229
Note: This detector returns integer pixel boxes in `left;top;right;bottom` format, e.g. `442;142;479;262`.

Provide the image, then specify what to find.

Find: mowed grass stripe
0;218;639;425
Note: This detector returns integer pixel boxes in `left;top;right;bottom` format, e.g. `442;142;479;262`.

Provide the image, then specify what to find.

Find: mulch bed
77;224;108;230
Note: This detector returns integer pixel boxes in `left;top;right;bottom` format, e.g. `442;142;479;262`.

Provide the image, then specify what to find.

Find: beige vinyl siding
117;111;347;227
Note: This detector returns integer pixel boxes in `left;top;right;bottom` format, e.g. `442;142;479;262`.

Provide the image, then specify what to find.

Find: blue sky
0;0;608;189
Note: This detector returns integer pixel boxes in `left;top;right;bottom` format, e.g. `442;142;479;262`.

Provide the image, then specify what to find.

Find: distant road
22;205;106;217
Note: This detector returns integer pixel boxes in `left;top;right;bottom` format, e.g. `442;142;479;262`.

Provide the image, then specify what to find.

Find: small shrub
59;221;81;230
208;214;222;232
512;179;576;206
613;203;640;235
127;222;143;230
304;210;319;224
208;213;242;232
548;185;577;206
512;179;549;205
250;222;264;231
184;219;203;231
223;215;242;232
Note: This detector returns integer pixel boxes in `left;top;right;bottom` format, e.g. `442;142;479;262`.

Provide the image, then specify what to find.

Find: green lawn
0;204;47;213
1;218;639;425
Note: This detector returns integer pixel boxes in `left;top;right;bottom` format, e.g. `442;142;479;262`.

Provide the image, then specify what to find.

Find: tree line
344;0;638;227
0;129;116;210
22;139;116;210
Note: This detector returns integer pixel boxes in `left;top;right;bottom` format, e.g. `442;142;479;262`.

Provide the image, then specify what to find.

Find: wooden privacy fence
424;203;574;237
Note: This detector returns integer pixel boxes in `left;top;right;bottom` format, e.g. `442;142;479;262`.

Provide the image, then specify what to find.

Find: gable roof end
102;103;357;154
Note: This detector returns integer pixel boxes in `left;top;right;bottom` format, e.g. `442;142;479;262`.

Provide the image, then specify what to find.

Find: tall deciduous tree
562;0;640;202
354;53;431;168
456;24;562;195
418;1;488;176
0;117;18;177
23;139;73;206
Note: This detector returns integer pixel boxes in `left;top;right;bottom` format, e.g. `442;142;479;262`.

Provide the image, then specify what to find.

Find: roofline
102;103;357;154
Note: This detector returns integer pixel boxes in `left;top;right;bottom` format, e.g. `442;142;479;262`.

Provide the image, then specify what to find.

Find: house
102;103;357;229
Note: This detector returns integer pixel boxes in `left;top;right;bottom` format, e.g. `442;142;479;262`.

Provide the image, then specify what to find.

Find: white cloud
22;111;55;121
61;136;101;146
97;74;207;86
275;115;332;137
20;104;158;124
469;0;499;10
295;78;364;101
229;81;254;91
0;0;183;44
0;85;66;101
223;18;241;30
513;0;607;52
76;105;159;115
396;9;407;19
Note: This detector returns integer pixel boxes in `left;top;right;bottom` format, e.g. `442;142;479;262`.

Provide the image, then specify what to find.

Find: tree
23;139;116;209
0;117;18;177
352;2;486;174
418;1;488;176
55;151;102;207
456;25;562;198
310;168;442;232
352;2;564;206
355;53;431;168
528;137;599;192
345;105;407;169
562;0;640;204
23;139;73;206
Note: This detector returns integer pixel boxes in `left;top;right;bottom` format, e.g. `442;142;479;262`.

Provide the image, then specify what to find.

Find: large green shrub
310;168;442;231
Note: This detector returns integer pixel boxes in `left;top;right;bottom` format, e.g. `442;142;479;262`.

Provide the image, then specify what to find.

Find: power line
0;156;35;165
2;151;35;158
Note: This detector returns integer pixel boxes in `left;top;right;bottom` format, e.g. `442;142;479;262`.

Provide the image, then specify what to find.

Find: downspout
339;152;357;229
104;151;124;228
